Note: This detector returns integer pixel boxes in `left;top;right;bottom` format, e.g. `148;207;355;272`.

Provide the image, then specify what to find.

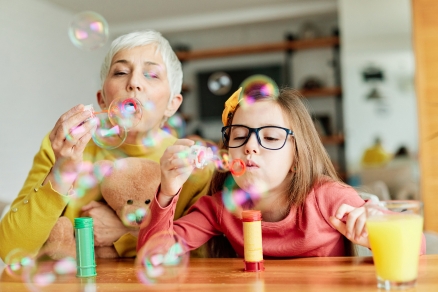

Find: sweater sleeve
137;189;222;252
313;181;365;228
0;133;70;261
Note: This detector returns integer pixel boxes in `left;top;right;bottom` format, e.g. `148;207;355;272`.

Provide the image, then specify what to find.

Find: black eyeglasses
221;125;294;150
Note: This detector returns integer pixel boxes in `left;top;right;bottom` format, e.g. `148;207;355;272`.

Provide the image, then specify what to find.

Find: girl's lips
245;160;259;167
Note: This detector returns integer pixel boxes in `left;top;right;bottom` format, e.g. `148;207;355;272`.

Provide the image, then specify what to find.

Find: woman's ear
164;94;183;118
96;90;107;109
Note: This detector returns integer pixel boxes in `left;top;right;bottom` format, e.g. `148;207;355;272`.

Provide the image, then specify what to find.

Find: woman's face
228;100;295;196
97;45;181;137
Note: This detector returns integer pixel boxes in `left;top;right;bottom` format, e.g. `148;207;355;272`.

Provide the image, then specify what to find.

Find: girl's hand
329;203;370;248
44;104;96;194
158;139;196;207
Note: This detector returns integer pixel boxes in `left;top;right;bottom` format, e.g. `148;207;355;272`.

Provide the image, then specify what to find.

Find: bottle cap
244;260;265;272
75;217;94;229
241;210;262;222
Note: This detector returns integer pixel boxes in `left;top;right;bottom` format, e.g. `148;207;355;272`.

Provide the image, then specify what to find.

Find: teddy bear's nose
136;215;144;224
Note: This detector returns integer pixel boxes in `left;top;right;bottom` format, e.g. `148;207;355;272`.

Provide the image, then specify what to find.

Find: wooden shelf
320;134;344;145
299;87;342;98
176;36;339;61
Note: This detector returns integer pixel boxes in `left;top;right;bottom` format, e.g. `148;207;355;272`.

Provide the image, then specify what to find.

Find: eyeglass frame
221;124;294;150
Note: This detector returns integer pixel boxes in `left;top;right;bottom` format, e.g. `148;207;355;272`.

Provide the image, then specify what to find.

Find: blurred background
0;0;423;218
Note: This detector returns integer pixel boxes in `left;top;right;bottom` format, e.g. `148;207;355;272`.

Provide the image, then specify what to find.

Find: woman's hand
329;203;370;248
158;139;196;207
44;104;96;194
81;201;130;247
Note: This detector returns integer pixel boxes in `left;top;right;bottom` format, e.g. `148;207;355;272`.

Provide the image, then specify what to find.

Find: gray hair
100;30;183;101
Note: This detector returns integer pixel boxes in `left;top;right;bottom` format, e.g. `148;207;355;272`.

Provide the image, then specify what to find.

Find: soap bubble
211;149;231;172
163;113;186;138
141;129;168;148
91;112;127;149
208;71;232;95
23;250;76;292
51;159;113;206
239;75;279;108
136;231;189;286
108;97;143;130
222;176;268;214
4;248;34;279
68;11;109;51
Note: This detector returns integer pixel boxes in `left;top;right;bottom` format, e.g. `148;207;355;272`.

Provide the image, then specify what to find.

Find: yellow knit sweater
0;130;213;261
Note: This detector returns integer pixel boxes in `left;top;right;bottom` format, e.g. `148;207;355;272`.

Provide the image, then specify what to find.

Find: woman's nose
244;133;259;154
127;74;142;91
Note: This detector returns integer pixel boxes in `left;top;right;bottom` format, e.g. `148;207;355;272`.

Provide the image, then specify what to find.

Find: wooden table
1;255;437;291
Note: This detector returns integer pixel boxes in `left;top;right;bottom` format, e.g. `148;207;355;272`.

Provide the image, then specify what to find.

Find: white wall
338;0;417;175
0;0;106;202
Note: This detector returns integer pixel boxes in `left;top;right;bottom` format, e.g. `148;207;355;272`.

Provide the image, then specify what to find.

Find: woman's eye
144;72;159;79
114;71;127;76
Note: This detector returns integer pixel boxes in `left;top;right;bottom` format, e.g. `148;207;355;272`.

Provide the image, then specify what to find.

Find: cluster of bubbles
4;248;77;292
91;97;144;150
180;145;246;177
53;159;114;205
68;11;109;51
135;231;189;286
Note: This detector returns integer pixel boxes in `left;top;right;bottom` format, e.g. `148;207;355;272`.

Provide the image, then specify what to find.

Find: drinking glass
365;200;423;290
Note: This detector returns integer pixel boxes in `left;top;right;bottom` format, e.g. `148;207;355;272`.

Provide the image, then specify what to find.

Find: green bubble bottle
74;217;97;277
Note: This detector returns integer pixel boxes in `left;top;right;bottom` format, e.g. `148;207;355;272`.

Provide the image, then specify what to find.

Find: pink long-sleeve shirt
138;181;376;257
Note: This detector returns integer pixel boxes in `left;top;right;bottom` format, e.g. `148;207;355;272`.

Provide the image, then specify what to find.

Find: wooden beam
176;36;339;61
412;0;438;232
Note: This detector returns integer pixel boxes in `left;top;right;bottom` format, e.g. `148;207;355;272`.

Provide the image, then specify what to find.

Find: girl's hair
100;30;183;103
207;87;342;257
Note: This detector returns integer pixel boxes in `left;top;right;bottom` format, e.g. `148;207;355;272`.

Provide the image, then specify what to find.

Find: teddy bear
44;157;161;259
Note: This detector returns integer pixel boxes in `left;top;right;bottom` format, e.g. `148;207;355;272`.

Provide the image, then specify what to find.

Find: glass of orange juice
365;200;423;290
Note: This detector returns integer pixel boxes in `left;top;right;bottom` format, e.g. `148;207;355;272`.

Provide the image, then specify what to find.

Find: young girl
138;87;370;257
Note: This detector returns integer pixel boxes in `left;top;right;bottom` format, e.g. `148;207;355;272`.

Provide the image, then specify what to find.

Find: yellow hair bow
221;87;242;126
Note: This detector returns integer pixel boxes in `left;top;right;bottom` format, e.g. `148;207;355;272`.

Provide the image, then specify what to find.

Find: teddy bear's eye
127;200;133;205
145;199;151;205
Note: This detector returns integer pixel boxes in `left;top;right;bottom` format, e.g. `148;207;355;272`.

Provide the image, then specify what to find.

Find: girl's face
228;100;295;196
97;45;182;136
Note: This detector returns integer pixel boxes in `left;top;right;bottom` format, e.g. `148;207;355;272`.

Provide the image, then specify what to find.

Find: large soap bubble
4;248;34;280
68;11;109;51
22;249;76;292
239;74;279;108
91;112;127;149
135;231;190;286
108;97;143;131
